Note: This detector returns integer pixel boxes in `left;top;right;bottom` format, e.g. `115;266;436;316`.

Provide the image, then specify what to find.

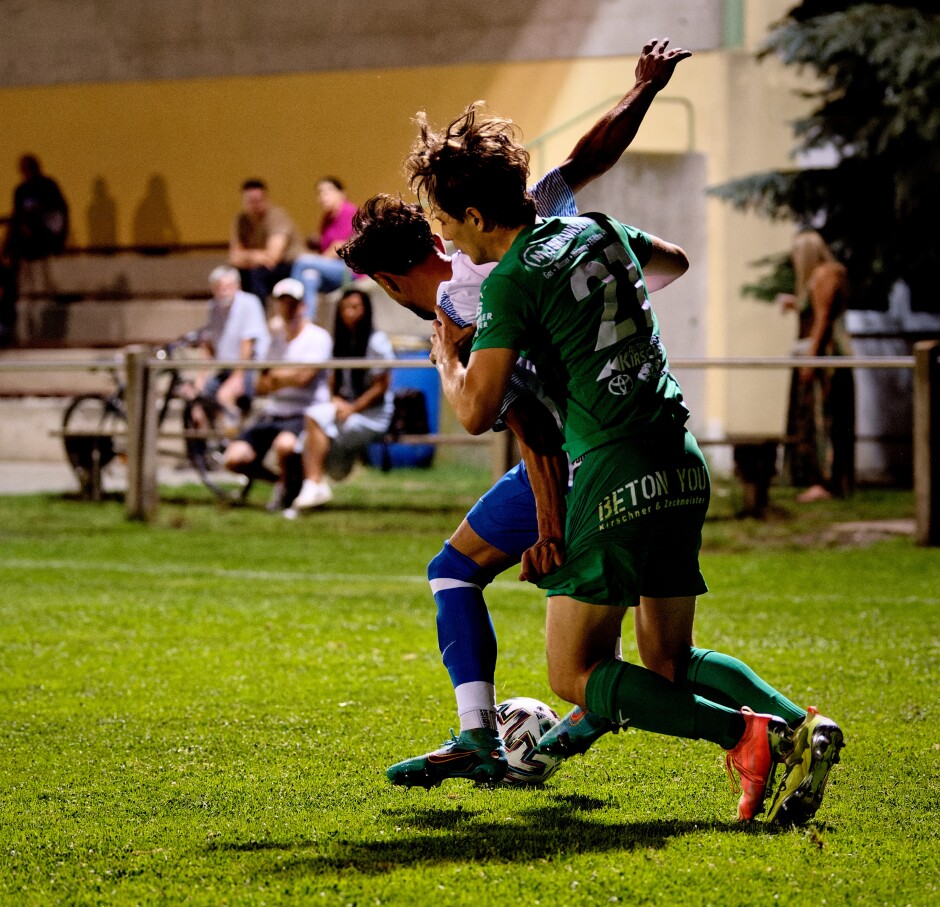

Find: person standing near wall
777;229;855;502
1;154;69;345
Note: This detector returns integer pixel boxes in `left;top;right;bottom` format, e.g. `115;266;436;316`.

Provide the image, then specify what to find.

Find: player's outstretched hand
519;536;565;583
635;37;692;91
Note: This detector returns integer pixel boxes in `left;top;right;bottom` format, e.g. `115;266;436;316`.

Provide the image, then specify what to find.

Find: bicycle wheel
182;397;251;504
62;394;127;498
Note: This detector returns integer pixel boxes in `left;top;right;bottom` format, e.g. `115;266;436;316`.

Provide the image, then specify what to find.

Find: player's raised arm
643;234;690;292
558;38;691;194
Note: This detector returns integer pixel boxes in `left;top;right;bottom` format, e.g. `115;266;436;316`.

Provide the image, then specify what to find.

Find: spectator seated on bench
222;278;331;511
229;178;304;304
290;177;358;320
191;265;270;428
291;287;393;511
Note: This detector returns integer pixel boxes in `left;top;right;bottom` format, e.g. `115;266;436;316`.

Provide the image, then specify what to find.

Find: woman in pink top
291;176;357;318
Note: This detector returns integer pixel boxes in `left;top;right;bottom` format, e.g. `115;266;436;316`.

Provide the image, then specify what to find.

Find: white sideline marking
7;558;933;605
1;558;533;593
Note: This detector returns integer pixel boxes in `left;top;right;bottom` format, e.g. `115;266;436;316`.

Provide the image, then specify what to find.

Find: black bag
378;389;430;471
386;389;429;439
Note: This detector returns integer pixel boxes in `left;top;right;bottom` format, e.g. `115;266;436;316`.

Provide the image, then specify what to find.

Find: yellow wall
0;58;696;249
0;47;800;246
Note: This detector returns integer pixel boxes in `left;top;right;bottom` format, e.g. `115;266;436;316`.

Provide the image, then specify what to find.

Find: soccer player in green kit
407;102;844;824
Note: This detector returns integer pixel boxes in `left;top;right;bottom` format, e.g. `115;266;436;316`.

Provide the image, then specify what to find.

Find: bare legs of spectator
293;415;334;510
223;438;281;486
224;432;302;511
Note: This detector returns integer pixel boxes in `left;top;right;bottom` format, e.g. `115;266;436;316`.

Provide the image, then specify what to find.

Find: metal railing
1;346;937;544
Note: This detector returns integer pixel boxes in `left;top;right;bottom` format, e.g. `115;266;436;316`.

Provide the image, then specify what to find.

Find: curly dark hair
405;101;535;229
337;194;436;277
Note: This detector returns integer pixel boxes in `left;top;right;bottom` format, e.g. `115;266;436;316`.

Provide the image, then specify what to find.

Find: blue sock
428;542;499;730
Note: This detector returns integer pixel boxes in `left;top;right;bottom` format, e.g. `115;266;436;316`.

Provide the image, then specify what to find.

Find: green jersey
472;214;689;460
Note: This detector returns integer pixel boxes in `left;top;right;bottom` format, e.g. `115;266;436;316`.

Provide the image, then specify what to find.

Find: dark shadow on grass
371;793;618;831
275;818;745;874
217;793;760;877
208;840;299;852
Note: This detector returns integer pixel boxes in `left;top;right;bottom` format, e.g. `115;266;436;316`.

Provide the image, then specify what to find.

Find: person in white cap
222;277;332;510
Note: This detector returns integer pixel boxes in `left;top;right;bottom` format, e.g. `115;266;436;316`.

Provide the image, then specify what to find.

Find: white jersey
263;322;333;418
204;290;271;361
436;168;577;328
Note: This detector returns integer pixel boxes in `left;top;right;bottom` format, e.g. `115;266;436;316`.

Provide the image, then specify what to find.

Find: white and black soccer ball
496;697;563;785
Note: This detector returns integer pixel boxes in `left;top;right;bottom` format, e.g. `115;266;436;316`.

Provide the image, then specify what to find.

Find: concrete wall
1;1;725;86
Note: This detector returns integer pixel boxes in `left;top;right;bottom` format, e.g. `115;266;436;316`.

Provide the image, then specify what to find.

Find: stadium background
0;0;812;444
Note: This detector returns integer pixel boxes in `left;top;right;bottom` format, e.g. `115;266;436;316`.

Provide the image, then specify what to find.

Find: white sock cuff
429;578;481;595
455;680;497;715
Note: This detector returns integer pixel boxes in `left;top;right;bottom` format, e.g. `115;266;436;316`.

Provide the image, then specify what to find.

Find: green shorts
539;430;710;606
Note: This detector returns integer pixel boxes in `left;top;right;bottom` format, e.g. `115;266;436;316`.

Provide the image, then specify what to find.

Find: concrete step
13;278;429;350
0;396;73;461
18;251;226;300
0;348;121;396
15;297;209;348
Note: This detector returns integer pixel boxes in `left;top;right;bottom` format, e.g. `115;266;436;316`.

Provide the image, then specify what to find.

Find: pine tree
709;1;940;309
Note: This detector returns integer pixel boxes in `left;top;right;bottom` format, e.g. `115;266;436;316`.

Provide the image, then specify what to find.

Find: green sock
686;647;806;726
585;658;743;749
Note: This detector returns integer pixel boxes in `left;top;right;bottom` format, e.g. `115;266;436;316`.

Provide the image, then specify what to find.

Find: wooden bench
53;424;503;501
51;424;231;501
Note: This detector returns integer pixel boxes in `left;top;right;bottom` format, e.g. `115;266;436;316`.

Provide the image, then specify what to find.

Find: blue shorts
465;461;539;559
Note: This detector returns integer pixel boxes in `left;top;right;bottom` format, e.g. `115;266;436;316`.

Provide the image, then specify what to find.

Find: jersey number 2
569;243;652;353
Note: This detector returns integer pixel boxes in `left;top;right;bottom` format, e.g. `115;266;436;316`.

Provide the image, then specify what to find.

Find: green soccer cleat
766;706;844;825
386;728;508;789
533;706;619;760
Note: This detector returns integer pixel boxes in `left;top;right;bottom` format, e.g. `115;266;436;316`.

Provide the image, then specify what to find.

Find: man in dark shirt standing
1;154;69;345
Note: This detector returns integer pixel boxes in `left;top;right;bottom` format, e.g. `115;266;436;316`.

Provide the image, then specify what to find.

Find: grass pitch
1;465;938;905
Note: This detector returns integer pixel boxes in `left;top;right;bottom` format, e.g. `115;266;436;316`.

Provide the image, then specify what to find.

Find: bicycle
61;334;253;503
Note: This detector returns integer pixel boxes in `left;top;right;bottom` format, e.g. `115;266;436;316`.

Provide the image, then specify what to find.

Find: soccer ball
495;697;563;785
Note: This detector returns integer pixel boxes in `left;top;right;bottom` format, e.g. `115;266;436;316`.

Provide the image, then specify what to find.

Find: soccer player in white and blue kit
340;39;695;788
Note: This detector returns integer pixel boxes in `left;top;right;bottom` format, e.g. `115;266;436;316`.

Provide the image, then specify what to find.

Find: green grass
1;466;938;905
